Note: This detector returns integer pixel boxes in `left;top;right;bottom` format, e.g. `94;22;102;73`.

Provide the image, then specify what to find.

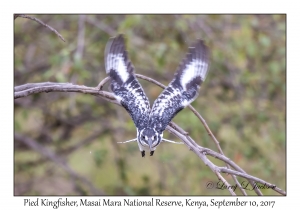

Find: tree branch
216;172;236;196
14;75;286;196
14;14;66;42
134;74;249;195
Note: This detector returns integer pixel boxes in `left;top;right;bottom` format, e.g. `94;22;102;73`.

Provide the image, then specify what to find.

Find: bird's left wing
148;40;209;133
105;35;151;129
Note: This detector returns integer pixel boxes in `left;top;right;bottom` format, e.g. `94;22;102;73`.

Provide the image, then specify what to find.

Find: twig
14;75;286;196
216;172;236;195
15;14;66;42
135;74;249;195
165;125;286;195
97;77;110;90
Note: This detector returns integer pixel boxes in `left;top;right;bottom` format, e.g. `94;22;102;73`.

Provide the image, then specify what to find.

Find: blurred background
14;14;286;195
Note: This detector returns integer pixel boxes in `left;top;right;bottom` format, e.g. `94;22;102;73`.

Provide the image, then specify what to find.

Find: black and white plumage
105;35;151;130
105;35;209;157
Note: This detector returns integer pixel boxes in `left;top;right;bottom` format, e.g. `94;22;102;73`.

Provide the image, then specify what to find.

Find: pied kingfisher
104;35;209;157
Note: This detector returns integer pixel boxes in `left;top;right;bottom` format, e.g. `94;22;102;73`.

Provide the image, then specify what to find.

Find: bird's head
117;128;183;157
138;127;162;156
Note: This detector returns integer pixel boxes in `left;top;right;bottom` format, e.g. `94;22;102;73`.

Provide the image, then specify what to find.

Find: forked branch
14;74;286;196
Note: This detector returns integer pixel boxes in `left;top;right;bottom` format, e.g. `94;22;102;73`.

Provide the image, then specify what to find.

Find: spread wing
148;40;209;133
105;35;150;129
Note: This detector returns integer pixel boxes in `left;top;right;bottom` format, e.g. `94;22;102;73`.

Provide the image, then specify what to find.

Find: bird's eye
142;135;145;140
154;136;156;140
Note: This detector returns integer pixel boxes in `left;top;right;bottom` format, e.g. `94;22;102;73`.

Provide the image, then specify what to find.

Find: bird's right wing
105;35;151;130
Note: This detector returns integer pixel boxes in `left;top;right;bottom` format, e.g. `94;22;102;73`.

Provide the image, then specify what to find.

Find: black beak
148;139;155;156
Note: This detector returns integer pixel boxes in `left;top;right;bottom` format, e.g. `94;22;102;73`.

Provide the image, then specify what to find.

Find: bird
104;34;209;157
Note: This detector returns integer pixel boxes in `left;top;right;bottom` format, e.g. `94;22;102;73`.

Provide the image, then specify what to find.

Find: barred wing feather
148;40;209;133
105;35;151;130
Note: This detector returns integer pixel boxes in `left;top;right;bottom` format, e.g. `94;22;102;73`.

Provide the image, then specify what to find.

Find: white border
4;0;296;209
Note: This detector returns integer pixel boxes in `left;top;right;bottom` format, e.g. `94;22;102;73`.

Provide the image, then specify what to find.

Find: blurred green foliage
14;14;285;195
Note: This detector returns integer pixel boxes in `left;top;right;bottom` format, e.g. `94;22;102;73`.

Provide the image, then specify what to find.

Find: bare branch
135;74;249;195
14;82;115;101
15;14;66;42
216;172;236;196
97;76;110;90
14;82;71;92
14;74;286;196
232;173;247;195
165;125;286;196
